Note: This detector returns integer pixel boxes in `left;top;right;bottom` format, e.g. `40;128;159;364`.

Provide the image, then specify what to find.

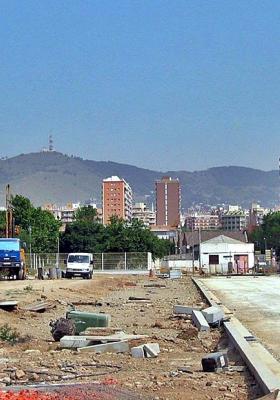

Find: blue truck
0;238;26;280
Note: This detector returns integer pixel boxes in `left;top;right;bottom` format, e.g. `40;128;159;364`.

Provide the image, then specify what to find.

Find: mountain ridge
0;152;278;209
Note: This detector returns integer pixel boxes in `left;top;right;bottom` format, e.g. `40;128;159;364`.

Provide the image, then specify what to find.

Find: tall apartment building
221;210;246;231
132;202;156;226
102;176;132;225
155;176;181;227
185;213;220;230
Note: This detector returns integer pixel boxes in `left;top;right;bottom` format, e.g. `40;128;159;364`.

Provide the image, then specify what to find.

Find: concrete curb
192;277;280;395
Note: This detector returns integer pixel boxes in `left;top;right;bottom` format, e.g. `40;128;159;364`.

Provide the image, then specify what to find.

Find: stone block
192;310;210;332
202;306;224;325
131;345;145;358
173;305;200;315
143;343;160;358
78;340;129;353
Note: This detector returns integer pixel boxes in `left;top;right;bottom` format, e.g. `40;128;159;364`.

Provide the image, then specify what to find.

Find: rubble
131;343;160;358
0;275;261;399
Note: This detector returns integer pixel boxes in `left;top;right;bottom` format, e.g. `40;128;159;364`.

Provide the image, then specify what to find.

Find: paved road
202;276;280;360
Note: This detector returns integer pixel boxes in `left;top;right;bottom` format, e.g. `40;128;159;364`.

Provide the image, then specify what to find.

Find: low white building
200;235;254;274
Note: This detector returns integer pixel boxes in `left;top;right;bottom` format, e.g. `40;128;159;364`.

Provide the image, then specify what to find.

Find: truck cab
0;238;26;280
65;253;93;279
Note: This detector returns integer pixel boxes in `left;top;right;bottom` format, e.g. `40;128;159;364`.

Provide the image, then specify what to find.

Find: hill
0;152;278;209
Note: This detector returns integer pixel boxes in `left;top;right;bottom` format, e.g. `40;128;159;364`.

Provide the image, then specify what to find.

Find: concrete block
202;352;229;372
131;345;145;358
60;336;93;349
192;310;210;332
143;343;160;358
173;305;200;315
202;306;224;325
169;270;182;279
78;340;129;353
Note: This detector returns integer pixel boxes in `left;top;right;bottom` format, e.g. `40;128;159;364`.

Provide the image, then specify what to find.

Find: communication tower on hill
49;135;54;152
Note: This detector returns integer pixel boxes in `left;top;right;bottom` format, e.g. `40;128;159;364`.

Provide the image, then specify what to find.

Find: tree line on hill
0;195;172;259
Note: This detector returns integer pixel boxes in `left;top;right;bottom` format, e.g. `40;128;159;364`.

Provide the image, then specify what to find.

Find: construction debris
22;301;56;313
131;343;160;358
128;296;151;301
78;340;130;354
201;352;229;372
202;306;224;325
0;300;18;311
191;310;210;332
173;304;201;315
60;331;148;349
66;310;111;334
50;318;76;342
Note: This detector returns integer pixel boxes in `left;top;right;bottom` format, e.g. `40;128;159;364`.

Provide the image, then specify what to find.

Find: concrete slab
202;306;224;324
192;310;210;332
195;277;280;395
200;276;280;360
143;343;160;358
77;340;129;353
173;305;200;315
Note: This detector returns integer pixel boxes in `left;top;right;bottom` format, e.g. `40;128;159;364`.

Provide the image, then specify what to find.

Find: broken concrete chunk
77;340;129;354
143;343;160;358
131;343;160;358
60;336;94;349
173;305;201;315
131;345;145;358
201;352;229;372
202;306;224;325
192;310;210;332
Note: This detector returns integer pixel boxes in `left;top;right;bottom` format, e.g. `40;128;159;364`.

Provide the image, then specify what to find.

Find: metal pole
198;226;202;272
28;226;32;269
56;235;59;269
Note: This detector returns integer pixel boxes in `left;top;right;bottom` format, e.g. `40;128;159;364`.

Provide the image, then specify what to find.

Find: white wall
200;241;254;273
161;259;200;272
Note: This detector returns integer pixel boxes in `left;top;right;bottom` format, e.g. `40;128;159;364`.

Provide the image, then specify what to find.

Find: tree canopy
12;195;61;253
249;212;280;256
61;215;172;259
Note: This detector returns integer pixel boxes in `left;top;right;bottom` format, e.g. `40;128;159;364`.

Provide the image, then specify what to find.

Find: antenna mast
49;135;54;152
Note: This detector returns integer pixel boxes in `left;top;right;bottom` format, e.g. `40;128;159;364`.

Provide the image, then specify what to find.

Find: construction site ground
0;275;262;399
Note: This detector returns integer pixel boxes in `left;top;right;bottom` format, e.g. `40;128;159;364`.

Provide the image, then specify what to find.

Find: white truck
65;253;94;279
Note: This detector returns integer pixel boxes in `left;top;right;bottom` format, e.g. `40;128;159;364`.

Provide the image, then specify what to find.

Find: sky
0;0;280;172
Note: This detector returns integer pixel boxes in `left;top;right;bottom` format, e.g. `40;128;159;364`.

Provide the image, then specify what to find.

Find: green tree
75;206;100;223
0;211;5;237
250;212;280;256
60;219;106;253
11;195;61;253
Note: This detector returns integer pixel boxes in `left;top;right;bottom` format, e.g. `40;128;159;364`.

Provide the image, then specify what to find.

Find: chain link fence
25;252;152;276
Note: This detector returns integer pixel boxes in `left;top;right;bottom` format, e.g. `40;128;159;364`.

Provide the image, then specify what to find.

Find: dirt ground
0;275;262;399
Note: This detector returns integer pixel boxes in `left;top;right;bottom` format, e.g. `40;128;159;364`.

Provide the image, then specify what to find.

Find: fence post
101;253;104;271
124;252;127;270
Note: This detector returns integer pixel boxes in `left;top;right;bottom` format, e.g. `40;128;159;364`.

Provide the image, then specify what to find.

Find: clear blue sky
1;0;280;172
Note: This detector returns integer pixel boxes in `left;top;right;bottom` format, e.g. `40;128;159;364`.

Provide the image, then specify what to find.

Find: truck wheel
65;273;72;279
16;269;24;280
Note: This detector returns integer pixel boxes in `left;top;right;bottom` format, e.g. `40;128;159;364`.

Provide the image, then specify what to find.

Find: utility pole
5;184;13;238
198;226;202;272
28;226;32;269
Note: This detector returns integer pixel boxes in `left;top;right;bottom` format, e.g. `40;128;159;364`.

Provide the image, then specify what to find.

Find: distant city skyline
1;1;280;171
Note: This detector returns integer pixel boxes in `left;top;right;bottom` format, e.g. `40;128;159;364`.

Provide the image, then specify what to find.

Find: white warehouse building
200;235;254;274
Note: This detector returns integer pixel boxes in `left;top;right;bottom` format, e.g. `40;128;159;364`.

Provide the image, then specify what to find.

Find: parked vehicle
65;253;93;279
0;238;26;280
